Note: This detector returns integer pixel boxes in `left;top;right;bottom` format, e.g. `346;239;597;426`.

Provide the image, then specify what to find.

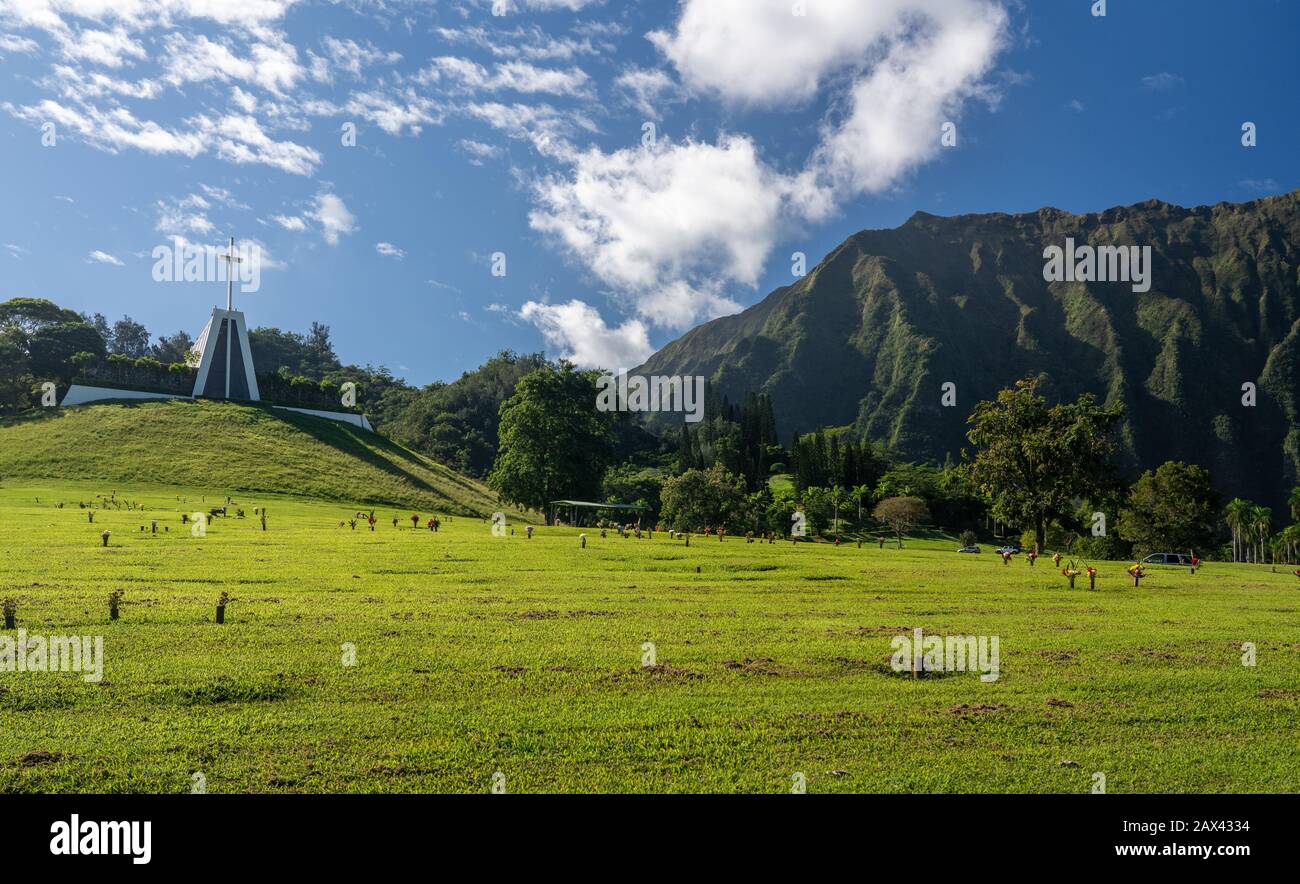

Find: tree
0;298;82;335
959;529;978;548
851;484;871;524
1278;524;1300;565
109;315;150;357
828;485;846;533
966;377;1124;551
28;322;106;381
873;496;929;548
0;334;33;413
1288;487;1300;522
1251;505;1271;564
1117;461;1221;556
488;363;615;512
800;487;834;534
1224;498;1252;563
152;330;194;365
659;465;747;532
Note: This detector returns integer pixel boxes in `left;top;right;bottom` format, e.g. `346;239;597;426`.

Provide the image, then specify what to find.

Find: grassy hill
0;398;525;517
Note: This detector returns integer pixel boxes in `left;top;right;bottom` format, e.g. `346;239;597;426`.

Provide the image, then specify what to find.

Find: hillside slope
0;399;524;516
638;190;1300;509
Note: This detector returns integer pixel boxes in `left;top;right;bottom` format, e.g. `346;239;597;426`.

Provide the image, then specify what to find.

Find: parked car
1134;553;1197;567
994;545;1021;555
957;546;981;554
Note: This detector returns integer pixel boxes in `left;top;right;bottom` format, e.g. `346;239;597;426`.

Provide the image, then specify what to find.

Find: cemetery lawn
1;480;1297;794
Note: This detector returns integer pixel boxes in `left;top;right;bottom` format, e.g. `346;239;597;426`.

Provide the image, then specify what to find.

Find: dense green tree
0;334;34;413
108;315;150;357
0;298;83;334
966;377;1124;551
151;330;194;365
659;464;748;532
28;322;106;381
600;463;665;520
1118;461;1221;556
489;363;615;512
381;351;549;477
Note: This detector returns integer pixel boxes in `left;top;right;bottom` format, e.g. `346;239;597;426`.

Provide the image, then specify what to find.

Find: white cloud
520;300;653;370
199;113;321;176
309;192;356;245
530;135;782;327
4;98;208;157
344;89;442;136
0;0;298;36
434;24;605;62
652;0;1009;196
317;36;401;80
161;33;303;95
2;99;319;174
154;194;215;236
42;64;162;100
1141;72;1184;91
457;138;502;164
463;100;595;157
489;0;604;12
423;56;590;97
198;183;249;209
615;67;680;119
375;241;405;258
4;243;29;257
0;33;40;53
88;249;124;265
57;27;145;68
271;214;307;231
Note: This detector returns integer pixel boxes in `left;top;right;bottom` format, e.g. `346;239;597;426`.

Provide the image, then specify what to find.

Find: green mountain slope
638;190;1300;509
0;398;522;516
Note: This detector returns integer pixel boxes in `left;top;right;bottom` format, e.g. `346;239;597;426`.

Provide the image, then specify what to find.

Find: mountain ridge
637;190;1300;509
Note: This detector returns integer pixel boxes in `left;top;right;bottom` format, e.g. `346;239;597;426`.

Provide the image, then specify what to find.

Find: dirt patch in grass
803;574;848;581
722;657;802;677
1033;649;1077;662
514;610;560;621
1045;698;1074;708
608;664;703;684
1258;688;1299;700
492;665;525;677
949;703;1006;717
841;625;912;636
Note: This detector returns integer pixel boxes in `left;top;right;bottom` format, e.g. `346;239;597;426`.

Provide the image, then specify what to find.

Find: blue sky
0;0;1295;385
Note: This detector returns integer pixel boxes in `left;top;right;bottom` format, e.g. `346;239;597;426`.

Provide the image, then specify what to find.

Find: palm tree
1224;498;1252;562
829;486;846;533
851;484;871;524
1279;525;1300;564
1289;487;1300;522
1251;505;1272;564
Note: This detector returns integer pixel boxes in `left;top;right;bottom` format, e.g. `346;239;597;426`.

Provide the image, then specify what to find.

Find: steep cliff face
637;191;1300;507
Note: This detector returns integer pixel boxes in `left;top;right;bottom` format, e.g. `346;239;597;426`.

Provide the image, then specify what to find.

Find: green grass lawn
1;479;1297;794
